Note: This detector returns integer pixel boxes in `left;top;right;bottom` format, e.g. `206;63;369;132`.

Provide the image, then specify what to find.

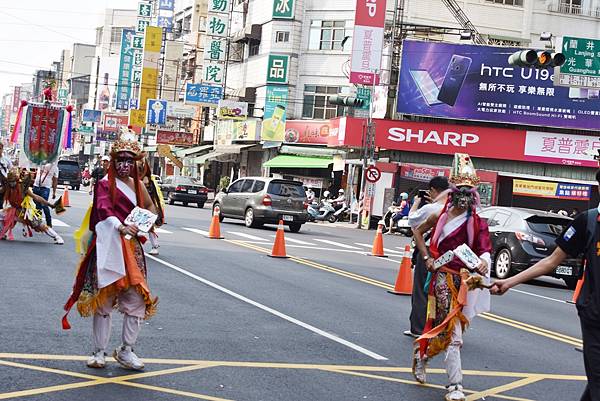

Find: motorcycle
382;205;413;237
328;202;349;223
307;200;337;223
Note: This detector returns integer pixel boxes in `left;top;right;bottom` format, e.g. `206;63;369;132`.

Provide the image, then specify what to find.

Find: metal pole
93;56;100;110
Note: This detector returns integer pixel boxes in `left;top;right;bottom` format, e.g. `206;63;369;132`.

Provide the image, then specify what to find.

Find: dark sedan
160;176;208;208
479;206;582;289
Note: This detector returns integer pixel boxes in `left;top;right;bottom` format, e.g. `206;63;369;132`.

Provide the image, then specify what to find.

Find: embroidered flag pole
10;100;28;144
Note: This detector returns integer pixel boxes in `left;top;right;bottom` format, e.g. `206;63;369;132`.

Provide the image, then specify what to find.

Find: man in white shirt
33;162;59;227
0;143;13;206
403;176;449;338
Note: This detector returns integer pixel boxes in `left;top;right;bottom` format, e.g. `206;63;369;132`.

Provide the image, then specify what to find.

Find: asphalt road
0;188;588;401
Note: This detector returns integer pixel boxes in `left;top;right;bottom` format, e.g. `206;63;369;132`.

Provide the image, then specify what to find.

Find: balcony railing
547;1;600;18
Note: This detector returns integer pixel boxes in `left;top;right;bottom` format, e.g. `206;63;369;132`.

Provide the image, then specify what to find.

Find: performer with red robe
411;153;492;401
63;128;158;371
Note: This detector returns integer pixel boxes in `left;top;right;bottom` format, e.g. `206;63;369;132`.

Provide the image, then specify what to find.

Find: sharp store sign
397;40;600;130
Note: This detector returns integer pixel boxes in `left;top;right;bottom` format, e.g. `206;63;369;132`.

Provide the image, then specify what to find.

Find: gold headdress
6;167;19;182
110;126;142;156
449;153;480;188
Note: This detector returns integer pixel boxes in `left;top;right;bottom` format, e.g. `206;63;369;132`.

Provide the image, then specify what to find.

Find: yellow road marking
224;240;584;348
465;376;545;401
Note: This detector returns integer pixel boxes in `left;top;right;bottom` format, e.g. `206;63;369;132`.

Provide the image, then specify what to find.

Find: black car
160;176;208;208
479;206;582;289
57;160;82;190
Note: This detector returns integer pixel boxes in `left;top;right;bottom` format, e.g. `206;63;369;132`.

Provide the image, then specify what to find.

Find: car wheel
494;249;512;279
168;193;175;205
245;208;260;228
213;203;224;222
564;277;579;290
289;223;302;233
197;202;205;209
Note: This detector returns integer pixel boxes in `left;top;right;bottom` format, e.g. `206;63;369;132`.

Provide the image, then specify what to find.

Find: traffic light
508;50;565;68
328;96;365;107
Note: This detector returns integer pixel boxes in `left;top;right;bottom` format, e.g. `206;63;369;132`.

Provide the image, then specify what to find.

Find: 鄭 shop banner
350;0;386;85
337;117;599;168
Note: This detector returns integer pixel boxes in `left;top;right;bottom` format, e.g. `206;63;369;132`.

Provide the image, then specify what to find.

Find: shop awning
264;155;333;169
175;145;213;158
214;144;256;154
190;151;227;165
279;145;345;157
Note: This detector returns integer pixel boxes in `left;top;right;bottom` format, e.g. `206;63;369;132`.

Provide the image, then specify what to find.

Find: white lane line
510;288;571;304
155;228;173;234
269;235;315;246
354;243;403;255
52;219;70;228
313;239;360;249
227;231;269;241
182;227;210;236
146;254;388;361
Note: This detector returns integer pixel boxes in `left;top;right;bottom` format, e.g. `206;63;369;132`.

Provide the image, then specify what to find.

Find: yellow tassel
426;295;436;320
73;203;93;254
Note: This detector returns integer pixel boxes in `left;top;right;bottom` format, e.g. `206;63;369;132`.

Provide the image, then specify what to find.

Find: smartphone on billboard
437;55;472;106
410;70;442;106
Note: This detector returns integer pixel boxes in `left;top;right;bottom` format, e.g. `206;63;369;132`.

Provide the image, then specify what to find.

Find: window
276;31;290;43
558;0;582;14
487;37;523;47
228;180;244;193
268;182;306;197
302;85;345;119
252;181;265;193
308;20;346;50
110;27;123;44
249;42;260;57
485;0;523;6
241;179;255;193
494;212;511;227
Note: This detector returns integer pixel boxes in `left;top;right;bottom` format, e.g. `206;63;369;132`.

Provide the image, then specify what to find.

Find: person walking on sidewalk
62;128;158;371
492;169;600;401
33;162;58;228
403;176;449;338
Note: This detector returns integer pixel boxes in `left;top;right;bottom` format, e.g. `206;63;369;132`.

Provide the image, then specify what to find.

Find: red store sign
284;120;331;145
157;130;195;146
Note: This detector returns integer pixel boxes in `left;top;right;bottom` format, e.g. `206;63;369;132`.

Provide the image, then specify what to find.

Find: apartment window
249;42;260;57
276;31;290;43
558;0;582;14
302;85;345;119
110;27;123;44
308;20;346;50
484;0;523;6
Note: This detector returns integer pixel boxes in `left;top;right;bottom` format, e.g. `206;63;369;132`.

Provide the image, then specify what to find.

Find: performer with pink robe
411;153;492;401
63;128;157;371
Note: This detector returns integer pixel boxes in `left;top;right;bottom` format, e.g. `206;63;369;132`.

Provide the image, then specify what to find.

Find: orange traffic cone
369;221;387;257
269;220;288;258
208;206;223;239
388;245;414;296
62;187;71;207
569;273;585;304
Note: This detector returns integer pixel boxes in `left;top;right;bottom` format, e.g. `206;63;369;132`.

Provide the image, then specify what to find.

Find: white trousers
444;323;463;385
92;287;145;351
149;231;159;248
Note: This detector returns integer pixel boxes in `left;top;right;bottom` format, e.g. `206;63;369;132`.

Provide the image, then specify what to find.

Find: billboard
513;179;591;201
397;40;600;131
261;86;288;142
284;120;332;145
349;0;386;85
157;130;194;146
116;29;136;110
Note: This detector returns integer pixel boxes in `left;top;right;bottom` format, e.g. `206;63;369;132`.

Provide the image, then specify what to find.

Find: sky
0;0;140;97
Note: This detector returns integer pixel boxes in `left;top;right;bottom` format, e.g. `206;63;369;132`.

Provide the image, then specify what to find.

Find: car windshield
174;176;199;185
268;182;306;197
526;216;571;236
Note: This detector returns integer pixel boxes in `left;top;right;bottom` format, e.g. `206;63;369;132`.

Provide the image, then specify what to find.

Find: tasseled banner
10;100;27;144
62;105;74;149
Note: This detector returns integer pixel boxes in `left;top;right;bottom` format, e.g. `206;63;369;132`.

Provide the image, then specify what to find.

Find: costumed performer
137;156;165;255
62;127;158;371
411;153;492;401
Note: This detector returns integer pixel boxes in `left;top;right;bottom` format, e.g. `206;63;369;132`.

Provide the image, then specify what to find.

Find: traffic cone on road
369;221;387;257
62;188;70;207
208;207;224;239
269;220;288;258
388;245;413;296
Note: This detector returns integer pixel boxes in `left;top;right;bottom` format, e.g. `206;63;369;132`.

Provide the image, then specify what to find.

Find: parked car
479;206;582;289
213;177;309;233
57;159;82;190
160;176;208;208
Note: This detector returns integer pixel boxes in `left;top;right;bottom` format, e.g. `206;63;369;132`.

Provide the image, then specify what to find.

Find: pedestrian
403;175;450;338
0;142;13;205
33;161;58;228
62;128;158;371
137;157;165;256
90;155;110;195
492;169;600;401
412;154;492;401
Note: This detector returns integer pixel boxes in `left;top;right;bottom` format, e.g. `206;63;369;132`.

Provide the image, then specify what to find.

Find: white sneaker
86;350;106;368
113;345;144;370
445;384;465;401
412;348;427;384
148;247;159;255
54;234;64;245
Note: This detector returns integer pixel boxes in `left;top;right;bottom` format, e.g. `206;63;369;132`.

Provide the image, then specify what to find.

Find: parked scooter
382;203;413;237
307;191;338;223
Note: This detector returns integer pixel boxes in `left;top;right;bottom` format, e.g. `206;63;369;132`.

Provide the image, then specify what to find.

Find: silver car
213;177;309;232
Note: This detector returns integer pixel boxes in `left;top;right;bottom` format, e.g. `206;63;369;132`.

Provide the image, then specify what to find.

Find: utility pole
357;69;377;230
92;56;100;110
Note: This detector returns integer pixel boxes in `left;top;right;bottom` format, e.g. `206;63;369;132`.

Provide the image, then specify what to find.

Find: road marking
145;253;388;361
227;231;268;241
51;219;69;228
270;235;315;245
465;376;545;401
182;227;210;236
354;242;403;254
313;239;360;249
511;288;570;304
155;228;173;234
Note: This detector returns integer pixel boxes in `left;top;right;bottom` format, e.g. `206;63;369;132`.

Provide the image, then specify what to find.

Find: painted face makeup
115;158;134;177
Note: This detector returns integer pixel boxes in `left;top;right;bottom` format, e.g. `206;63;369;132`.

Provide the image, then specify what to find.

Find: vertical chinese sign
349;0;386;85
272;0;294;19
117;29;135;110
261;86;288;142
205;0;230;87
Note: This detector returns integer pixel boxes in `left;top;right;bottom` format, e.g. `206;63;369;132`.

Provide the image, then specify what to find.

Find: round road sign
365;166;381;183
